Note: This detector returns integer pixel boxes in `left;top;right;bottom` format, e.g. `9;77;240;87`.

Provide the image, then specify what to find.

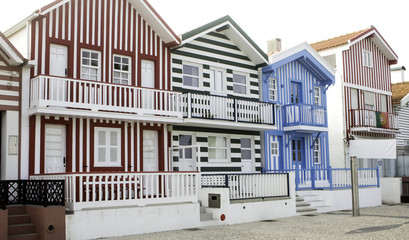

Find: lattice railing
0;180;65;209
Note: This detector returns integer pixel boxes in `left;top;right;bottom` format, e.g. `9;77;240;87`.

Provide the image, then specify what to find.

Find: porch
29;75;184;121
283;104;327;132
349;109;400;134
180;92;276;130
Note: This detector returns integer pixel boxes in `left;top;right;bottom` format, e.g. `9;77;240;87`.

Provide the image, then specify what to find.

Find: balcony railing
283;104;327;127
265;167;379;191
182;93;275;125
201;173;289;200
349;109;398;130
30;75;183;118
30;172;199;211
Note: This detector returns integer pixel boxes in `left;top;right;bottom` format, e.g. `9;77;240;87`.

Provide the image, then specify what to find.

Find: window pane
233;84;246;94
241;138;251;148
114;63;121;70
82;51;90;58
183;65;198;76
123;58;129;64
98;131;106;145
114;56;121;63
91;60;98;67
110;132;118;146
233;74;246;84
179;135;192;146
241;149;251;159
98;148;106;162
208;137;216;147
183;76;199;87
110;148;118;162
91;52;98;59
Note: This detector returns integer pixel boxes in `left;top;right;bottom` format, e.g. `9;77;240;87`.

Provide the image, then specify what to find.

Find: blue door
290;82;302;104
292;138;304;168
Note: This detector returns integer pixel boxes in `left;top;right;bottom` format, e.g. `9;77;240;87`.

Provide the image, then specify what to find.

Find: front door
292;138;304;168
141;60;155;88
143;130;159;171
45;124;66;173
50;44;68;77
178;134;195;171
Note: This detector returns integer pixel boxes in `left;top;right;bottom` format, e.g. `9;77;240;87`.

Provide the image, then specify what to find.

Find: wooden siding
171;126;261;172
342;37;394;138
395;104;409;146
30;0;171;90
29;116;170;175
172;31;260;100
0;55;20;111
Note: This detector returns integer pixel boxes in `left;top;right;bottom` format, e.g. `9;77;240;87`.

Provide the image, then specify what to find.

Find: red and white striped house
311;27;399;175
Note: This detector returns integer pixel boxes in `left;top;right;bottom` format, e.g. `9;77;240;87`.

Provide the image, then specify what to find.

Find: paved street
100;204;409;240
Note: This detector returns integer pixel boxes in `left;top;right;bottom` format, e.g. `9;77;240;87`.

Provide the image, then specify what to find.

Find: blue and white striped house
262;42;335;172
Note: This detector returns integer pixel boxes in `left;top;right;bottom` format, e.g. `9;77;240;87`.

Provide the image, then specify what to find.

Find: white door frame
44;124;66;173
142;130;159;171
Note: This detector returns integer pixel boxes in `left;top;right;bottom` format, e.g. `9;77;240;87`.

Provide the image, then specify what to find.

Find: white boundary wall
380;177;402;204
66;203;200;240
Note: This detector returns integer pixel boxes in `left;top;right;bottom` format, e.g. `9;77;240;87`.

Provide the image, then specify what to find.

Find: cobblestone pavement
101;204;409;240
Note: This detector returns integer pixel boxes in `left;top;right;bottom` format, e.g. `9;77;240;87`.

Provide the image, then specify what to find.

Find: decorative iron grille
0;180;65;210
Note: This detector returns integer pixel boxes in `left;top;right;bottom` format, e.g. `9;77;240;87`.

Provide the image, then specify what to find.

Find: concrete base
66;203;200;240
380;177;402;204
25;206;66;240
0;210;7;239
297;187;382;213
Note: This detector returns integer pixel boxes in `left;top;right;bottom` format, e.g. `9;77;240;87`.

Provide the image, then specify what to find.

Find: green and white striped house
170;16;276;173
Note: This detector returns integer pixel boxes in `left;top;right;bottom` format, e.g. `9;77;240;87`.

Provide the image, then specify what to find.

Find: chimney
267;38;282;55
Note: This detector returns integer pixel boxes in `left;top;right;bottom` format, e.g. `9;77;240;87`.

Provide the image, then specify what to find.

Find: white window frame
81;49;101;81
270;139;279;157
313;138;321;164
240;137;253;160
269;78;278;101
207;134;230;163
363;50;373;68
113;55;131;85
182;62;201;89
232;72;249;96
380;94;387;112
314;86;321;106
94;127;121;167
364;91;375;110
209;67;226;95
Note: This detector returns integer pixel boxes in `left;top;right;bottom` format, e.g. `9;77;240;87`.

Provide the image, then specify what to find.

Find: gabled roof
180;15;268;66
392;82;409;105
311;27;398;63
0;31;24;66
263;42;335;85
5;0;180;45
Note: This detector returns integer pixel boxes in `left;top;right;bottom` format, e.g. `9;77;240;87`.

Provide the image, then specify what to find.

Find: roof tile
392;82;409;104
310;29;369;51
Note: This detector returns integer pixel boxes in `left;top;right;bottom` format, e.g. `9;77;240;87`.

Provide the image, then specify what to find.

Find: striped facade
170;16;268;173
5;0;182;175
342;37;394;138
0;56;20;111
395;104;409;147
262;43;335;171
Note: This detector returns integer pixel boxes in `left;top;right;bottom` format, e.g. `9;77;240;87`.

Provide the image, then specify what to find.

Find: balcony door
50;44;68;77
45;124;66;173
292;138;304;169
143;130;159;172
290;82;302;104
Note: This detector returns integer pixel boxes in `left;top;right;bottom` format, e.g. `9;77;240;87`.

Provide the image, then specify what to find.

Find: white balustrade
30;76;183;118
349;109;398;129
284;104;326;126
31;172;199;211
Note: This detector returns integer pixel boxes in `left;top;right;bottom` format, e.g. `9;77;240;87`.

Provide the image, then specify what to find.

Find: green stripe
172;50;257;70
250;89;259;95
172;136;179;141
227;77;233;82
172;59;182;64
226;94;258;100
230;139;241;144
173;167;179;171
200;157;208;162
172;77;182;83
203;82;210;87
227;86;233;91
255;149;261;154
207;31;230;40
201;167;241;172
196;137;208;142
172;68;182;73
203;73;210;78
250;81;259;87
200;147;208;153
195;37;240;51
255;140;261;145
227;69;233;74
172;87;210;95
203;64;210;69
184;43;251;61
255;167;262;172
255;158;261;163
231;148;241;153
250;73;258;79
173;126;260;135
231;158;241;162
173;156;179;162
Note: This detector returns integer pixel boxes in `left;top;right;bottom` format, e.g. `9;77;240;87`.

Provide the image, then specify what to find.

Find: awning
349;139;396;159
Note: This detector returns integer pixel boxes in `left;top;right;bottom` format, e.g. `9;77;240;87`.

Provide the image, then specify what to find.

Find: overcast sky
0;0;408;67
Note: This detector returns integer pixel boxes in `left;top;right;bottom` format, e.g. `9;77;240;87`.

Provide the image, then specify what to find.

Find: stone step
7;206;26;215
8;233;40;240
296;207;317;213
200;206;206;213
296;197;304;202
8;223;36;235
8;214;31;225
296;202;311;207
200;212;213;221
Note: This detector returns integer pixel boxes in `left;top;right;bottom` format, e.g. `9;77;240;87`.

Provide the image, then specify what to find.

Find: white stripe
86;118;90;172
86;0;90;44
344;82;392;96
131;122;134;171
0;90;19;96
0;100;18;106
98;0;101;46
119;0;123;50
55;6;59;38
73;0;78;78
49;11;53;38
72;117;76;172
62;4;66;39
80;0;84;43
137;122;140;171
114;0;118;49
92;0;96;45
125;0;129;51
68;1;71;41
35;115;41;174
41;18;46;74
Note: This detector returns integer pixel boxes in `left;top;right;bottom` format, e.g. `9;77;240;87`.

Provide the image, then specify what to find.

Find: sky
0;0;408;67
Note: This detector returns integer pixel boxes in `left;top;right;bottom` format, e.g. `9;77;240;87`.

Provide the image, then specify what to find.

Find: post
350;156;360;216
311;166;316;190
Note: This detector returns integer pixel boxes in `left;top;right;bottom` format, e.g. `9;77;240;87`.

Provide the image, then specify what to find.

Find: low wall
26;206;66;240
380;177;402;204
0;210;7;239
66;203;200;240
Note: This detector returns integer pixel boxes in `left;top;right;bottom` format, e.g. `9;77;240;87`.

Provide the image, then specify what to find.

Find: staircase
296;191;332;214
296;195;317;215
7;207;39;240
199;201;219;227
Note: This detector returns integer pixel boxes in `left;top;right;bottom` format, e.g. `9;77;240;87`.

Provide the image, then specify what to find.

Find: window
209;68;224;94
208;136;228;161
363;50;373;68
364;91;375;110
94;127;121;167
81;49;100;81
241;138;252;160
233;73;247;94
179;135;193;159
269;78;277;101
183;64;200;88
380;95;387;112
113;55;131;85
314;139;321;164
314;87;321;105
351;88;358;109
270;140;279;157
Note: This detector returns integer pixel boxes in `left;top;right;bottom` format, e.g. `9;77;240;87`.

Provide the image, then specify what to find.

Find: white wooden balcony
349;109;400;134
30;172;200;211
283;104;327;132
180;92;276;130
29;76;184;122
